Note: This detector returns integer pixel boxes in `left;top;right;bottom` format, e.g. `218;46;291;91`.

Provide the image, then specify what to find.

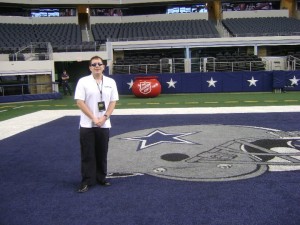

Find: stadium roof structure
0;0;275;6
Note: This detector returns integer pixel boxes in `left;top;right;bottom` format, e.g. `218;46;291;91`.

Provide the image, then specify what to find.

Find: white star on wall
127;79;133;89
207;77;217;87
289;76;300;86
166;78;177;88
247;76;258;86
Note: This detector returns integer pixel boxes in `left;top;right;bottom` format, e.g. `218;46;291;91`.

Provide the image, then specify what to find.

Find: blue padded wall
111;71;300;95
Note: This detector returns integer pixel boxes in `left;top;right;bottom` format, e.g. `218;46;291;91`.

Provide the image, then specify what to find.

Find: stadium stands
213;52;266;72
91;19;219;43
0;23;83;53
1;19;219;54
223;17;300;37
112;48;269;74
0;13;299;75
0;1;299;101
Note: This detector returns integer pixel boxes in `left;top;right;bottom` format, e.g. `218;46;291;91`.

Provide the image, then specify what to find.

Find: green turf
0;91;299;121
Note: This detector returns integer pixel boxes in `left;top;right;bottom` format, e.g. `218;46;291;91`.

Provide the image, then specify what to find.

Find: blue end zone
0;113;300;225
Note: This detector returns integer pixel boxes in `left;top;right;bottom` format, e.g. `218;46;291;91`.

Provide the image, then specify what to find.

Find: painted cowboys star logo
122;129;199;150
108;125;300;182
139;81;151;95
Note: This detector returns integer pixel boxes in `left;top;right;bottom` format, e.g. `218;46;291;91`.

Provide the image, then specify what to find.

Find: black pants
62;81;72;95
79;127;110;185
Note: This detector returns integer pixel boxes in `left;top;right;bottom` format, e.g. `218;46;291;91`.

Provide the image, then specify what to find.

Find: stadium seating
212;52;266;72
91;19;219;43
222;17;300;37
1;16;299;56
0;23;82;53
0;16;299;74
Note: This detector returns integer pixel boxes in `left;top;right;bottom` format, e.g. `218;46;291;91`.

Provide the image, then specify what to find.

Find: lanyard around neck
95;79;103;101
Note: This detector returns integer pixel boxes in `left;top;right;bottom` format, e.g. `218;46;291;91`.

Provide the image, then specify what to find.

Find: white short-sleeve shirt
74;74;119;128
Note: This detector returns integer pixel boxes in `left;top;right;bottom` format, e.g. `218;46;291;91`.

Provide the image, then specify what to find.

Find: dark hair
89;56;104;66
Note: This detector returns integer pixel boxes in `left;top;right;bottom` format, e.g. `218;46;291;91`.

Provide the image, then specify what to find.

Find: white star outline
247;76;259;86
166;78;177;88
207;77;217;87
122;129;199;150
127;79;134;89
289;76;300;86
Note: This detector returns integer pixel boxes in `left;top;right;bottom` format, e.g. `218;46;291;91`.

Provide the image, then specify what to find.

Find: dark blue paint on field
0;112;299;225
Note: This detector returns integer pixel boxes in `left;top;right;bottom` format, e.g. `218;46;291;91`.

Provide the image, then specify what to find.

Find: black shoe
98;181;111;186
77;184;89;193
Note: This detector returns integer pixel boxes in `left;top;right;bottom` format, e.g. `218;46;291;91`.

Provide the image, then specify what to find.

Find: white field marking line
0;110;79;141
12;106;24;109
0;106;300;140
113;106;300;115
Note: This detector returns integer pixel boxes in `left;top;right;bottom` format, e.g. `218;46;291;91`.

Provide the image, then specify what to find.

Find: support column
106;42;113;75
185;47;191;73
207;0;222;21
280;0;296;17
254;45;258;56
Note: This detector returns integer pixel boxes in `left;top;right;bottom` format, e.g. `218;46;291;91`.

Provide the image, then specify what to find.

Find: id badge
98;101;106;111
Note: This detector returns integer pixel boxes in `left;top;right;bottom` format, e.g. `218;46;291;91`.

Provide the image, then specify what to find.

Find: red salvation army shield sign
139;81;151;94
132;76;161;98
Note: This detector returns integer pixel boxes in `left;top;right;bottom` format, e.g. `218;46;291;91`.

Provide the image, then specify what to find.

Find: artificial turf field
1;91;300;225
0;91;299;121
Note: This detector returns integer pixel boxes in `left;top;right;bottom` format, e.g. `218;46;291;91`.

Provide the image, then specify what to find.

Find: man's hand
92;116;106;127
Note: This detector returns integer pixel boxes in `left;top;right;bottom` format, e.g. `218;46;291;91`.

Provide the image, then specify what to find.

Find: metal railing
0;82;59;96
52;42;102;52
107;34;219;42
205;61;267;72
8;42;53;61
112;58;267;75
287;55;300;71
2;41;102;55
231;32;300;37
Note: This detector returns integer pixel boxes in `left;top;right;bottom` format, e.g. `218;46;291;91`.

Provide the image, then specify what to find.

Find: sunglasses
90;63;104;67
